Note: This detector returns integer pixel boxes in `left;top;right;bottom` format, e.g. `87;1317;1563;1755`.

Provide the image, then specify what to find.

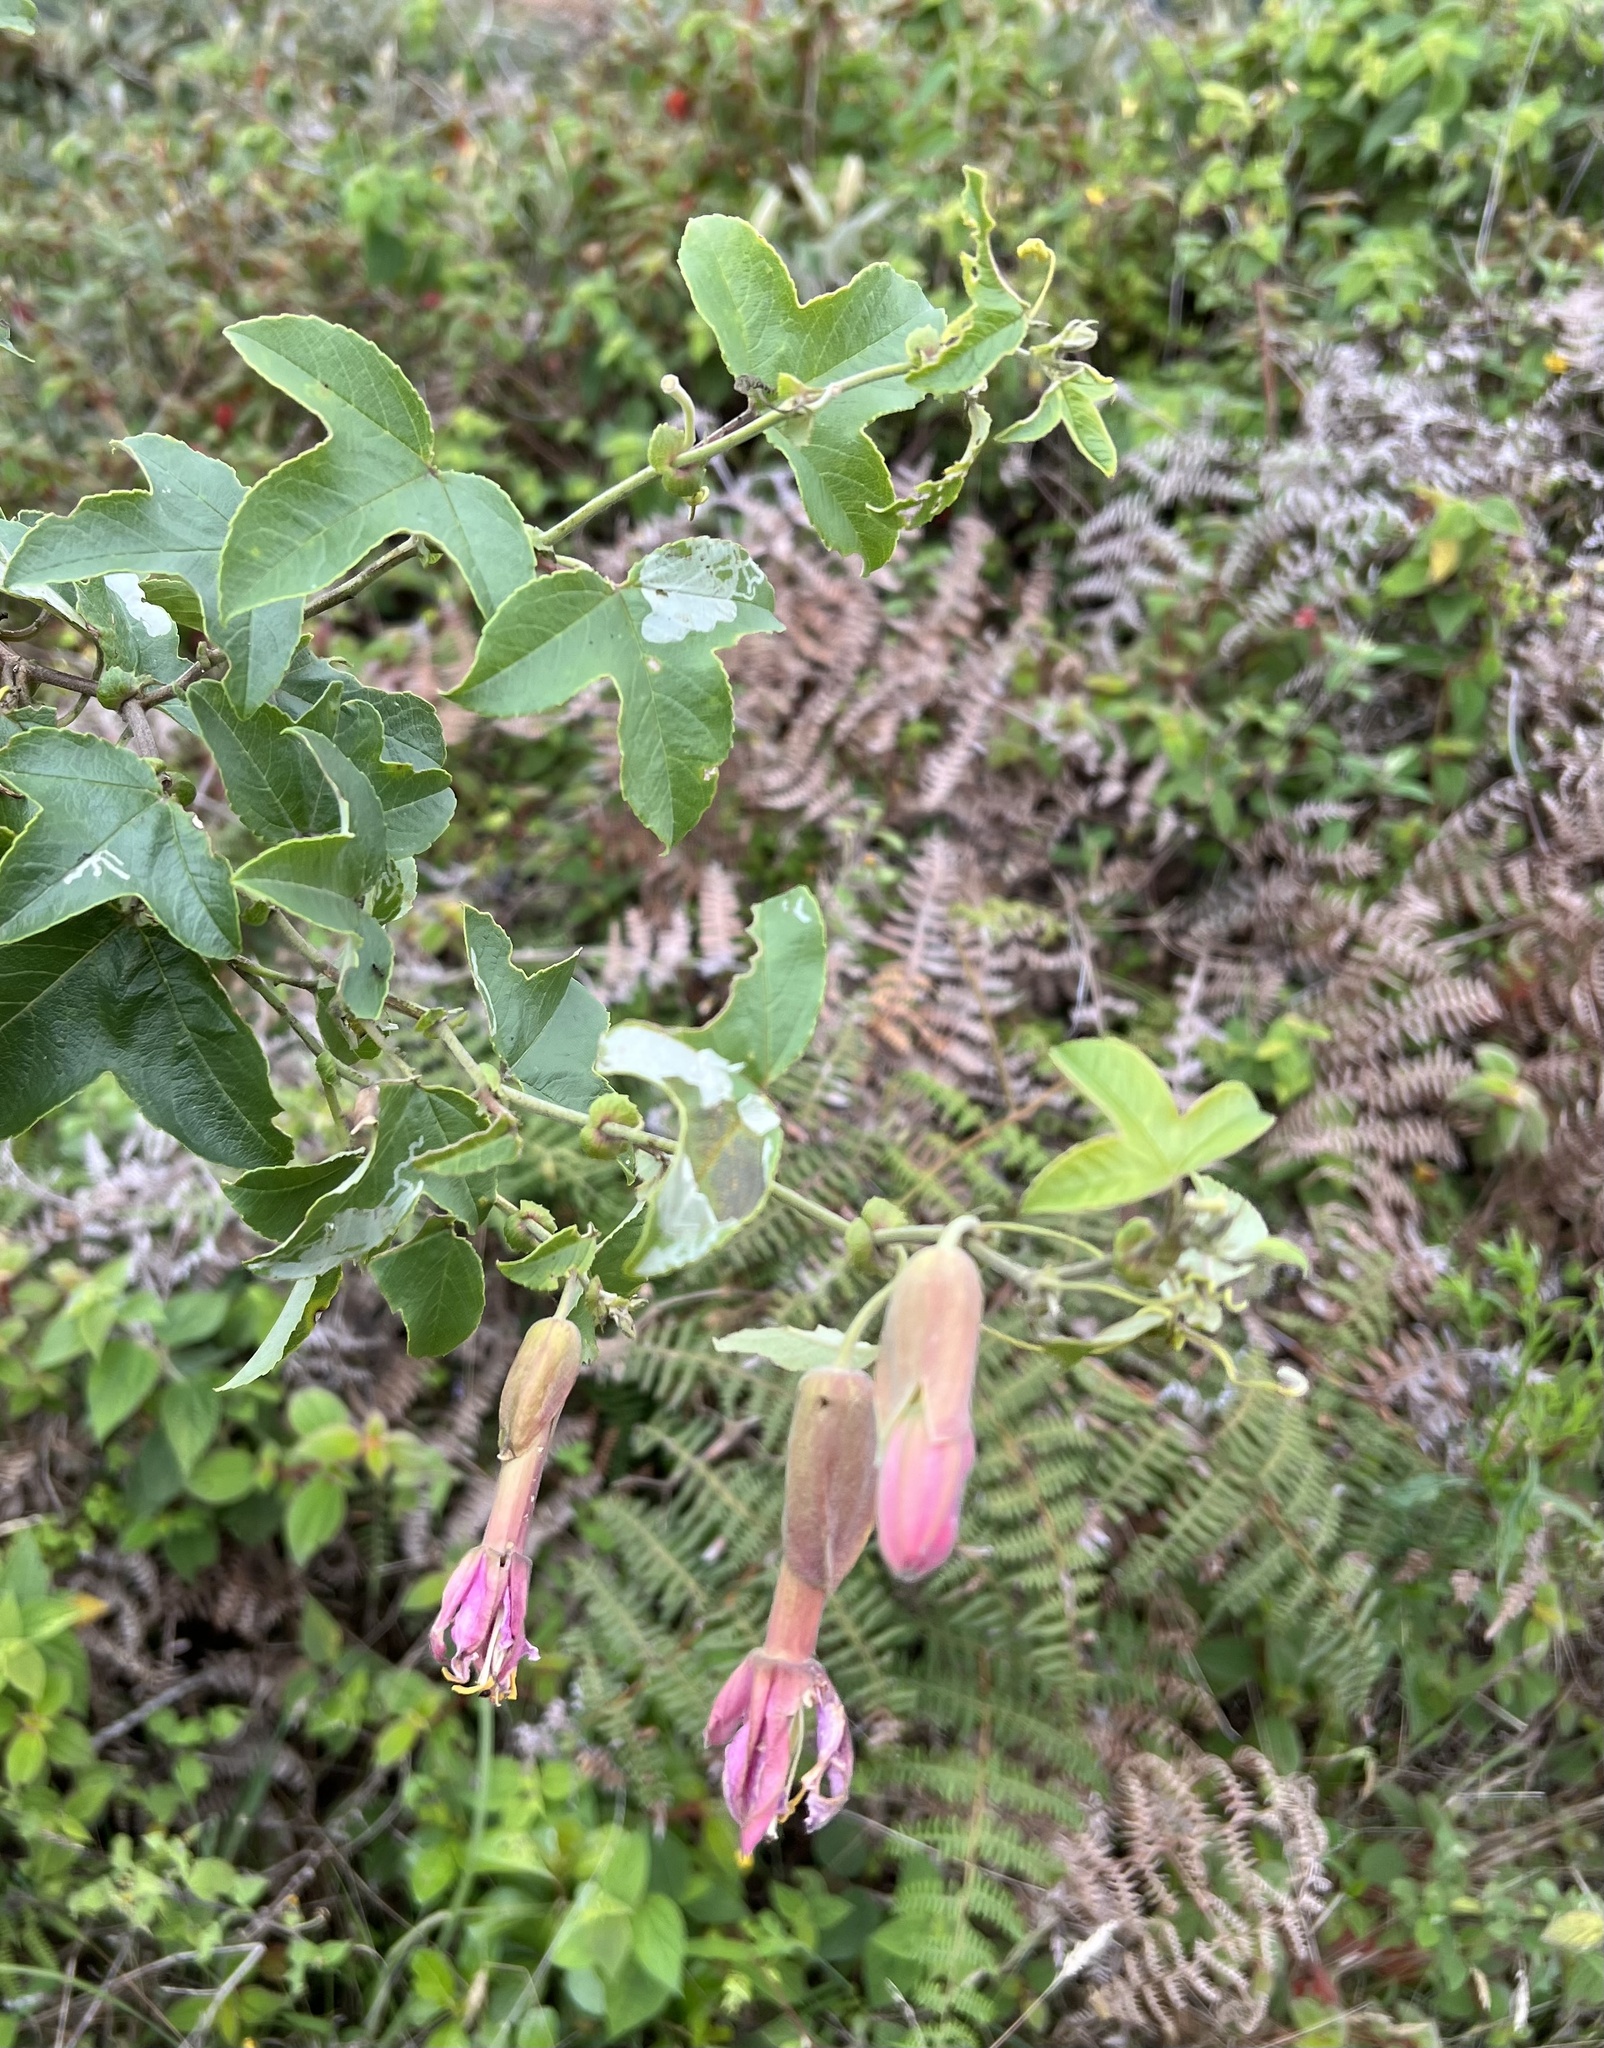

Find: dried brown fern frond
1049;1745;1328;2043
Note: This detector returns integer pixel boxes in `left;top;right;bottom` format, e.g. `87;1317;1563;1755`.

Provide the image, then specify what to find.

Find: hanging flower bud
431;1318;582;1701
781;1366;877;1595
499;1316;582;1460
705;1563;853;1858
874;1243;982;1579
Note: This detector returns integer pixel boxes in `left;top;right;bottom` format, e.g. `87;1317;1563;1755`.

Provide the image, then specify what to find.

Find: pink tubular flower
705;1565;853;1858
431;1317;583;1702
874;1243;983;1580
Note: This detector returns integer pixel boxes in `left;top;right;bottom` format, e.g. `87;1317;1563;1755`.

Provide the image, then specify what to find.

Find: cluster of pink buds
430;1316;581;1702
706;1235;984;1854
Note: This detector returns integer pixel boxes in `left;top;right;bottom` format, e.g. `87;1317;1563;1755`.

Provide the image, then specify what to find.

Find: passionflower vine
706;1366;876;1856
873;1241;982;1579
430;1316;581;1701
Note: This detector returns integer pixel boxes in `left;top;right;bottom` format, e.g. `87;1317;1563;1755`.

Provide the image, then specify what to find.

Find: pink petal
876;1411;974;1579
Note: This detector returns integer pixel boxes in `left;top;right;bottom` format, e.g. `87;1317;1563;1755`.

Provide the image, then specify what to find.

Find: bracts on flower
431;1317;581;1702
705;1366;876;1858
873;1243;982;1579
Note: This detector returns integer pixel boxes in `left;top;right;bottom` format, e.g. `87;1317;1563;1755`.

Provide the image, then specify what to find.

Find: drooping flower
430;1317;582;1702
873;1243;982;1580
705;1565;853;1858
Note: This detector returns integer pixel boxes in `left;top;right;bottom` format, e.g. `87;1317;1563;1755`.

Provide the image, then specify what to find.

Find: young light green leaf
0;727;239;955
678;218;942;569
873;398;990;530
907;167;1032;396
998;368;1118;476
5;435;300;708
498;1223;597;1294
0;3;36;37
451;538;781;846
0;907;288;1167
370;1224;485;1356
462;907;607;1108
596;1022;782;1278
218;316;535;621
1022;1038;1273;1214
712;1325;876;1372
232;828;393;1018
680;885;826;1085
216;1273;330;1391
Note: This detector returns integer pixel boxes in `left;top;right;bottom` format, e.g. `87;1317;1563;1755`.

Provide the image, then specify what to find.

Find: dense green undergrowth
3;2;1604;2045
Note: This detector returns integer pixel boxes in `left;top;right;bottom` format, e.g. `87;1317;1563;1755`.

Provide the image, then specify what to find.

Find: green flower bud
782;1367;877;1596
581;1091;643;1159
498;1316;582;1462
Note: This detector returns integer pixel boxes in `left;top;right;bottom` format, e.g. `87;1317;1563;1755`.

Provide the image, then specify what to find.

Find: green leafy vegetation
1;1;1603;2043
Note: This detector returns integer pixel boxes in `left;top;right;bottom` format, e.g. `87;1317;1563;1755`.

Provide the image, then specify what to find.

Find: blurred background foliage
4;1;1604;2044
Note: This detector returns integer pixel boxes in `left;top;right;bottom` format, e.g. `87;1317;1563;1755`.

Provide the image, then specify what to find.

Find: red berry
664;86;692;120
420;289;442;310
1293;605;1319;629
212;401;236;432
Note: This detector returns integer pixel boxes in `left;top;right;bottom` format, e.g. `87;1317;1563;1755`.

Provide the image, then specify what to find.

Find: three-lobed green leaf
451;538;781;847
1022;1038;1273;1214
218;316;534;622
681;885;826;1086
462;906;607;1111
678;217;941;570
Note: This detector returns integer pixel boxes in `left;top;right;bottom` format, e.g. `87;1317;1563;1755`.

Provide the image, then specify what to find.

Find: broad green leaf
0;907;288;1167
873;398;990;529
228;1152;366;1242
87;1337;163;1441
5;435;300;709
596;1022;782;1278
462;905;608;1110
327;697;454;856
1022;1038;1273;1214
218;316;535;620
451;538;781;846
998;368;1118;476
255;1084;488;1277
712;1325;876;1372
370;1224;485;1355
189;683;341;842
0;4;37;37
275;651;447;770
632;1894;687;1993
908;167;1032;396
678;218;941;569
0;727;239;956
285;1474;347;1565
681;885;826;1085
499;1223;596;1294
161;1378;219;1476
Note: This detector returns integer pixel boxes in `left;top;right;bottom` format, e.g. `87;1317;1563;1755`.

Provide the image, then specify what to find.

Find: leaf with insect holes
0;908;289;1168
6;435;301;709
218;316;535;621
680;885;825;1085
0;727;239;955
908;167;1035;396
451;539;781;847
596;1022;782;1278
1023;1038;1273;1214
678;217;941;570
